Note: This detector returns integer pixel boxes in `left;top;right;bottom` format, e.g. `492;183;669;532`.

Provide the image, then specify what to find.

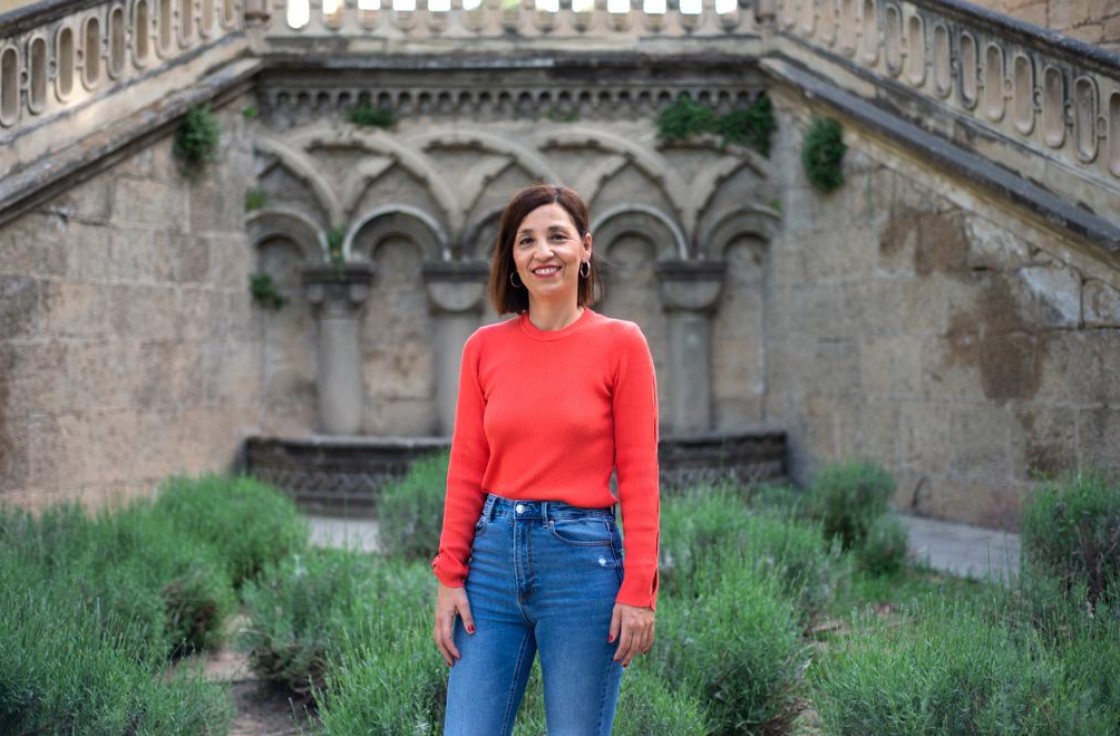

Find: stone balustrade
771;0;1120;230
0;0;255;224
246;0;756;49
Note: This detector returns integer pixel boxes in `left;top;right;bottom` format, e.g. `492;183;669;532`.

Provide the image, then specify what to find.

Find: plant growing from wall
173;104;221;178
348;102;396;130
801;116;847;193
657;94;777;157
249;273;287;311
244;187;268;213
242;105;260;119
326;226;347;272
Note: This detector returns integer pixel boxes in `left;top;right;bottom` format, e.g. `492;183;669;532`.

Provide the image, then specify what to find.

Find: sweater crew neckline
518;308;595;341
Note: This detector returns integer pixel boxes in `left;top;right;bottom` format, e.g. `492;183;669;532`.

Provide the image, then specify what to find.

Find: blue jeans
443;494;625;736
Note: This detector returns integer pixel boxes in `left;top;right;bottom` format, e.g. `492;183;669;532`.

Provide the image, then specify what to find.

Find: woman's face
512;203;592;309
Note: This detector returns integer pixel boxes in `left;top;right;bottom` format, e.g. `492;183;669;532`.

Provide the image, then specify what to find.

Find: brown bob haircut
488;184;601;315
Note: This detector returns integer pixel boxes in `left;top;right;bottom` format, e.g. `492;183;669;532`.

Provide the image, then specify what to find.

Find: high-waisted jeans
443;494;625;736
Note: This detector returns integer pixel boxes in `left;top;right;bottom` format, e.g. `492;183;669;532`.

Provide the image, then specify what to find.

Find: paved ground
306;513;1022;581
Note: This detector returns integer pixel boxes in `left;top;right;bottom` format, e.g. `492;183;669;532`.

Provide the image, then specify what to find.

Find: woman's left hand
609;603;655;667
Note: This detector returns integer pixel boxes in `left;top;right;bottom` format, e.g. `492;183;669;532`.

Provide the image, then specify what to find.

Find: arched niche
245;209;321;436
350;206;448;264
697;207;780;261
461;208;502;261
591;206;687;263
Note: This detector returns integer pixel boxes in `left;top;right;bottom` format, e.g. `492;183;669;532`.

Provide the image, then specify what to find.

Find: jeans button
515;504;525;514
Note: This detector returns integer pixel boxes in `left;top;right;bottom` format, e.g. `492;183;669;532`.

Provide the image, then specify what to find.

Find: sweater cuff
616;566;659;611
431;554;468;588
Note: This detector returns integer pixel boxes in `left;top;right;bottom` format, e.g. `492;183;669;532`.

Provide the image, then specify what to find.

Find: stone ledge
763;57;1120;262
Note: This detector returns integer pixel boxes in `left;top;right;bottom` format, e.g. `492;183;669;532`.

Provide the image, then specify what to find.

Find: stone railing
770;0;1120;232
0;0;256;223
245;0;756;51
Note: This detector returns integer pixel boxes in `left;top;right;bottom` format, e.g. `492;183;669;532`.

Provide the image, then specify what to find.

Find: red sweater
432;308;660;609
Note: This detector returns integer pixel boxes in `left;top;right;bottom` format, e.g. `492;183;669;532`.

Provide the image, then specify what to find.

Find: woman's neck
526;300;583;331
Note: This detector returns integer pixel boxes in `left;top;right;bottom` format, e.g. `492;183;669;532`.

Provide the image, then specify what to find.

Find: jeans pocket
473;514;491;539
547;517;614;547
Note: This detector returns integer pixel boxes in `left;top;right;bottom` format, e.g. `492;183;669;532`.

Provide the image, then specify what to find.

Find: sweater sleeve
432;332;490;588
612;323;660;610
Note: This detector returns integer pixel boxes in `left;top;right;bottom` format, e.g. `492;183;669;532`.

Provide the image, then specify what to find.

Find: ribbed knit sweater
432;308;661;609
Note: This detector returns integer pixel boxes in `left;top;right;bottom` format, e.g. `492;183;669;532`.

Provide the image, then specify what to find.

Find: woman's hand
433;583;475;666
609;603;655;667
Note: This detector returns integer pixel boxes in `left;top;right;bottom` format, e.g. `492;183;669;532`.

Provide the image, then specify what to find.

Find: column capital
302;264;375;316
655;260;726;313
422;260;491;314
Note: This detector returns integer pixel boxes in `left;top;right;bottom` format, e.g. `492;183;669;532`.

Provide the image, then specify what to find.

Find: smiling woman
431;184;661;736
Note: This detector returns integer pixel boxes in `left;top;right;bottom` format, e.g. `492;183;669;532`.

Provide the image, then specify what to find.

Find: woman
431;184;660;736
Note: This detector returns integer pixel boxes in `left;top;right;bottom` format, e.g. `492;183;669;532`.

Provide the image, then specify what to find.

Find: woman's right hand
433;582;475;666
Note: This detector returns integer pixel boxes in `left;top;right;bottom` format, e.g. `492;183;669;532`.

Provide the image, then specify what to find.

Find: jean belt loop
483;493;497;521
540;500;551;524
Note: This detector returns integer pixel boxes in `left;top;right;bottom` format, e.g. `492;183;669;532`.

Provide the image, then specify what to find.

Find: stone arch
592;205;688;262
286;123;462;234
698;206;781;261
350;206;450;264
247;208;324;263
253;136;341;226
531;127;689;226
460;208;503;261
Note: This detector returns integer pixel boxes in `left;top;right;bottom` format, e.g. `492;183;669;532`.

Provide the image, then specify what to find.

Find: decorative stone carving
656;260;726;434
422;260;490;436
302;264;375;435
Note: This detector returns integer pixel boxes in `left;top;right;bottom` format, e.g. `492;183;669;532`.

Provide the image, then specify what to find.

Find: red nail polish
608;634;615;643
467;624;475;634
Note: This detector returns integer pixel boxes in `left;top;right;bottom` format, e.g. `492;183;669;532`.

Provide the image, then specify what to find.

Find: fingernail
607;634;615;643
466;624;475;634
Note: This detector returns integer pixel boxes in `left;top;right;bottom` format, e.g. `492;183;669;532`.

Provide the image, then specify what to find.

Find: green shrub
241;550;435;702
716;94;777;157
657;96;719;143
173;103;221;177
377;451;450;562
1021;474;1120;607
155;474;308;589
660;489;840;625
655;567;805;735
0;565;233;735
347;102;396;129
801;116;846;193
857;514;909;576
250;272;287;310
814;599;1117;736
808;460;895;551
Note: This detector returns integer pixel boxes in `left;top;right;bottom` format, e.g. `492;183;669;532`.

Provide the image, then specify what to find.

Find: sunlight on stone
643;0;666;13
572;0;595;12
429;0;451;11
358;0;381;8
288;0;310;28
322;0;343;14
536;0;560;12
394;0;417;11
680;0;702;13
463;0;483;9
608;0;630;14
715;0;736;13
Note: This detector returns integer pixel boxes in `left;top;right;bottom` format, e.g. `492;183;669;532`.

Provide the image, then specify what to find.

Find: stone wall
0;98;262;509
966;0;1120;48
765;89;1120;529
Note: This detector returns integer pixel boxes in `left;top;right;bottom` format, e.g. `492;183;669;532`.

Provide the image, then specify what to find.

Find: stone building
1;0;1118;528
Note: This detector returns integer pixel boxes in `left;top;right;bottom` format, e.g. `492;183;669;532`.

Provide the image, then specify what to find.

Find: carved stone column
423;261;491;436
657;261;726;434
302;264;375;436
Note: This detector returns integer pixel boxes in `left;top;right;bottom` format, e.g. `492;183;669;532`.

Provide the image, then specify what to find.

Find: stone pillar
423;261;491;436
302;264;375;436
657;261;726;435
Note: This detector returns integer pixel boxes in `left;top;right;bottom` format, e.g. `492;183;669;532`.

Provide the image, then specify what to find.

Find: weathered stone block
1011;405;1078;480
965;215;1032;271
63;223;114;282
112;177;186;228
898;400;955;472
1035;331;1110;406
110;286;178;340
1082;279;1120;327
950;405;1013;481
0;218;67;278
43;282;111;338
112;230;177;283
0;276;42;339
809;339;860;399
65;341;137;412
859;335;924;398
48;176;114;224
176;232;213;284
1078;407;1120;470
833;398;900;464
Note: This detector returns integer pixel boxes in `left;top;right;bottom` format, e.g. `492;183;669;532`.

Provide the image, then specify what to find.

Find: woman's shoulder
464;315;520;348
586;310;647;343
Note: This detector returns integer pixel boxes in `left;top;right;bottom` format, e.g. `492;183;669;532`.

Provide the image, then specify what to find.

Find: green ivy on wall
656;93;776;157
326;226;347;270
173;104;221;178
249;273;287;311
348;103;396;130
801;116;847;193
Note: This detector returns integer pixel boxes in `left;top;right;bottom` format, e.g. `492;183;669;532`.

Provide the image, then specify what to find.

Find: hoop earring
579;261;591;279
510;271;524;288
